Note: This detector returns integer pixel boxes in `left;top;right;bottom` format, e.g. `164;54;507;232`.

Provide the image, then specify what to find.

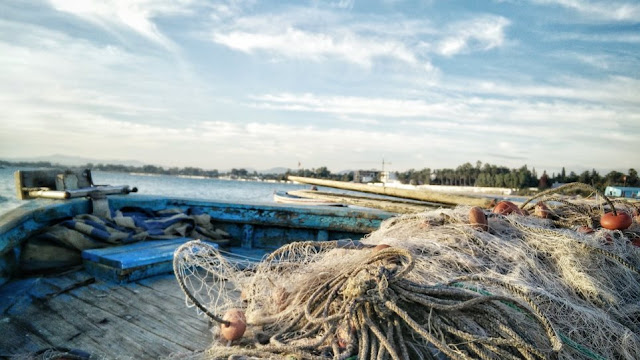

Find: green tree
628;168;639;186
315;166;331;178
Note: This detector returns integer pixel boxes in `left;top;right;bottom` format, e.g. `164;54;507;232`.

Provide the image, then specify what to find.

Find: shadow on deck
0;270;213;359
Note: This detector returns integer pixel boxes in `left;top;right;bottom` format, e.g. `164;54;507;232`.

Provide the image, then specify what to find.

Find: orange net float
220;309;247;341
534;201;550;219
469;206;488;231
493;201;527;216
600;211;632;231
373;244;391;251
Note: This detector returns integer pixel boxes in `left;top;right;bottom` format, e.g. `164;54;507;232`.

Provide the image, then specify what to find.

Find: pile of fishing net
173;183;640;360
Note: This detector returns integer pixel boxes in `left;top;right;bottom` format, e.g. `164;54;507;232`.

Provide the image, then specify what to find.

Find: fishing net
173;183;640;360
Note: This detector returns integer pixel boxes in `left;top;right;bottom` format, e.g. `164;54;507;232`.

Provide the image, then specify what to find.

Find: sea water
0;167;316;216
0;167;523;217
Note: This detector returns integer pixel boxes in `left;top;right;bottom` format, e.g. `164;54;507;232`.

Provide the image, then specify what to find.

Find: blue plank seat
82;238;218;283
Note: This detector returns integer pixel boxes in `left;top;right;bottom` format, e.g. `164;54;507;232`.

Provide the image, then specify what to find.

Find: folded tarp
19;207;231;273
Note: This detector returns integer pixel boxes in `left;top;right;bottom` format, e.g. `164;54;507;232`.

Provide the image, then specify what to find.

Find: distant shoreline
2;159;636;193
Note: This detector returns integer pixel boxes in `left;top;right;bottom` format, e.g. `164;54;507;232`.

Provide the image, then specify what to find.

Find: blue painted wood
81;238;203;269
84;259;174;283
0;277;39;314
242;224;254;249
0;194;394;282
82;238;219;283
317;230;329;241
105;195;392;233
223;246;270;269
0;248;18;287
1;195;392;253
0;198;90;255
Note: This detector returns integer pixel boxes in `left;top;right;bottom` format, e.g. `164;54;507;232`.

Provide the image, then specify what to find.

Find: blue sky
0;0;638;174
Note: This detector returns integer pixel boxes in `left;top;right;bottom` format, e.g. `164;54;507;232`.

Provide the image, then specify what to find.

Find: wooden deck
0;270;214;359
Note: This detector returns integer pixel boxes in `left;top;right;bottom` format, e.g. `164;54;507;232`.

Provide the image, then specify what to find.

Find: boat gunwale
0;194;394;256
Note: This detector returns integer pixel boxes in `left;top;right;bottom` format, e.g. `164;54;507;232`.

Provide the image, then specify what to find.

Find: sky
0;0;638;175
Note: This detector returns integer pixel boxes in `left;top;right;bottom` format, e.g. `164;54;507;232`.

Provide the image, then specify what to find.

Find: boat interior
0;169;394;359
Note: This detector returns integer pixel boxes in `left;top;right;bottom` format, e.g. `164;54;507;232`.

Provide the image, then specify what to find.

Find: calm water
0;167;317;216
0;167;524;216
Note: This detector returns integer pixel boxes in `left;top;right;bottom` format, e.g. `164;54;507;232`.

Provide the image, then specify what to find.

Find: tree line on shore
1;160;637;191
395;162;639;192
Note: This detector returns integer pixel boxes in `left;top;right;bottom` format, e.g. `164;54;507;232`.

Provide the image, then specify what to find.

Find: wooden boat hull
0;194;393;285
288;175;493;207
273;190;345;206
288;189;441;213
0;194;394;358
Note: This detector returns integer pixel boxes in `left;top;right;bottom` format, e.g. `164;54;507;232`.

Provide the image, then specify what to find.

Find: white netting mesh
172;188;640;360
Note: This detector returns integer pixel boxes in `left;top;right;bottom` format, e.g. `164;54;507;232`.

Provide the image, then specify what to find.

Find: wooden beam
288;176;493;208
288;190;438;213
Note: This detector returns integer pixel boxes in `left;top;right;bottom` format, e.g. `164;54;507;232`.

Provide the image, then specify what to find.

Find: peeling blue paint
0;195;395;284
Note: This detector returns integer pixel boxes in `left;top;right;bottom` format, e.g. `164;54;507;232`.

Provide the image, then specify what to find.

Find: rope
519;182;618;215
173;188;640;360
173;241;230;326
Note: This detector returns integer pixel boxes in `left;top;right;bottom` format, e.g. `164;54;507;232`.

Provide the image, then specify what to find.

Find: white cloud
437;16;510;56
459;76;640;105
2;100;635;172
330;0;355;9
213;27;418;67
208;7;508;69
249;89;639;125
559;52;612;69
250;93;460;118
532;0;640;21
247;91;640;156
0;18;219;146
47;0;199;50
0;108;461;170
547;31;640;43
2;1;637;173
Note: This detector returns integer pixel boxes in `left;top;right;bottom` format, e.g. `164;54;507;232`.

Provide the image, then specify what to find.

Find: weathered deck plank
137;276;188;302
3;291;108;356
0;271;213;359
74;281;211;349
0;312;54;356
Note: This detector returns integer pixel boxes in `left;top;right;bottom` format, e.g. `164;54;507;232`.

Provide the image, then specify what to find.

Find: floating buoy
374;244;391;251
600;211;632;230
534;202;550;218
493;201;526;215
221;309;246;341
469;206;488;231
493;201;514;215
577;226;595;234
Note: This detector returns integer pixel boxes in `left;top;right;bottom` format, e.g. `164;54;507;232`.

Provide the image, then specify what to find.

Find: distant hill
2;154;145;167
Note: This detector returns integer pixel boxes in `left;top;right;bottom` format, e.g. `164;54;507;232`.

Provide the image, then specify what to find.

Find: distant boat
604;186;640;199
273;190;346;206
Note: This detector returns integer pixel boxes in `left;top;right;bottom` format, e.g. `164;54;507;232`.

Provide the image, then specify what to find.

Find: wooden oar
288;176;493;208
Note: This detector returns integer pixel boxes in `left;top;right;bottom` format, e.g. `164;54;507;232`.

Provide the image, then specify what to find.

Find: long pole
382;158;392;186
288;176;493;208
